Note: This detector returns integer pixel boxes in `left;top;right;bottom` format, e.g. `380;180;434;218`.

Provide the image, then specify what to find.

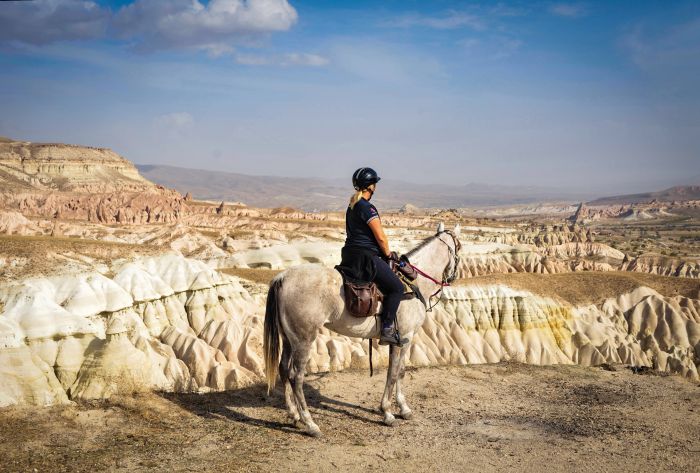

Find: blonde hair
348;184;375;209
349;190;364;209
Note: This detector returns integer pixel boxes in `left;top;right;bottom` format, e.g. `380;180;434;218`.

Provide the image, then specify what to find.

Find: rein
407;230;461;311
409;264;450;287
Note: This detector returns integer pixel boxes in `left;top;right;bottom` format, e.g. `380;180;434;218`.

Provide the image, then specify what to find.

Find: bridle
408;229;461;311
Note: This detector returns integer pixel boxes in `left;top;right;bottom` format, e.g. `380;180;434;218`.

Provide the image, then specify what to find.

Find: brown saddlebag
343;280;382;318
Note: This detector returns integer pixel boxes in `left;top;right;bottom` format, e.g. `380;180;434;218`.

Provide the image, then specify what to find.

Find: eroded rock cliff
0;138;187;224
0;254;263;406
1;256;697;407
0;138;152;193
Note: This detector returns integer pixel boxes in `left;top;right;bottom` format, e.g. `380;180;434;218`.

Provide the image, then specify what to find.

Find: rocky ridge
0;138;186;224
1;255;698;407
568;199;699;223
0;138;153;193
0;253;263;406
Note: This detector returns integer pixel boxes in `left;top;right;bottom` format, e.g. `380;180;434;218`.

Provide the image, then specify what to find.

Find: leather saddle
339;255;419;318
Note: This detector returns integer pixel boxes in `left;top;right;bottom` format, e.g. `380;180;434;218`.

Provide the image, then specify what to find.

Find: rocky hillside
2;251;698;407
589;185;700;205
0;137;155;193
0;138;187;224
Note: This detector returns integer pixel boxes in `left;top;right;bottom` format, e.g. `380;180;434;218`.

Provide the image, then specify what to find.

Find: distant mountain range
5;134;695;211
588;185;700;206
137;164;596;211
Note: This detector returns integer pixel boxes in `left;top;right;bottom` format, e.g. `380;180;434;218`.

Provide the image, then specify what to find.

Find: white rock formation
0;253;263;406
1;254;698;407
455;242;619;278
219;241;342;269
0;211;39;235
622;255;700;278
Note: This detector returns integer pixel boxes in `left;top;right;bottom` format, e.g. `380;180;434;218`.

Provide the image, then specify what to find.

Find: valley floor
1;363;698;473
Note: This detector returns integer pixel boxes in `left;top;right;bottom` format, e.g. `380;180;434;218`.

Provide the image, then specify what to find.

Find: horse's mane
406;234;438;258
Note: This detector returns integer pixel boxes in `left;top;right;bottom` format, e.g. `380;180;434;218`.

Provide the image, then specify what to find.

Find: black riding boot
379;313;407;347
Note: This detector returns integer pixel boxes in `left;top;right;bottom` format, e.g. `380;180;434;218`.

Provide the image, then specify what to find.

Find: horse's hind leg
396;344;412;420
380;344;402;426
289;342;321;437
279;339;301;425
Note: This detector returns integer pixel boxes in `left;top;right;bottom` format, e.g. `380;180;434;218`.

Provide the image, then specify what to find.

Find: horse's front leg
395;343;412;420
380;344;402;426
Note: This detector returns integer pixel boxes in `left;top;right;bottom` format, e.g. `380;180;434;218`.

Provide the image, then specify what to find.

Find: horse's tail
264;274;284;394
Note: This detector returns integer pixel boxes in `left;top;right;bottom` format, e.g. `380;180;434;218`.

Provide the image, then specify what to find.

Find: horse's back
273;264;344;333
276;263;342;294
274;264;385;339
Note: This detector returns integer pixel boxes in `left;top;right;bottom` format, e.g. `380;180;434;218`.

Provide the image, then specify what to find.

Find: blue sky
1;0;698;194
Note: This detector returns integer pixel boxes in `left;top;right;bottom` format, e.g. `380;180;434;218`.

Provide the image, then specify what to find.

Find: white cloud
493;37;523;59
622;19;700;70
155;112;195;130
281;53;329;67
201;43;236;58
0;0;109;45
234;52;329;67
385;11;485;31
0;0;297;54
549;3;587;18
488;4;528;18
458;38;481;50
113;0;298;53
234;53;273;65
458;36;522;59
330;40;446;86
620;19;700;126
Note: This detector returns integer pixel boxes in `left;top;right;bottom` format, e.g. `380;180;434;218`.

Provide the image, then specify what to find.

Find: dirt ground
220;267;283;285
0;363;698;473
0;234;163;282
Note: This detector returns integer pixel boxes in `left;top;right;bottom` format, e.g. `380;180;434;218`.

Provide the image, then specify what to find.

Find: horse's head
435;223;461;284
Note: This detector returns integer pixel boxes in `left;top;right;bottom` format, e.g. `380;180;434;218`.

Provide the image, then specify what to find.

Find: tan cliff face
0;138;154;193
0;138;186;224
13;191;187;224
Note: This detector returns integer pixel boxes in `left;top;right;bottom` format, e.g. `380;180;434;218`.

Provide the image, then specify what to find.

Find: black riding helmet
352;167;381;190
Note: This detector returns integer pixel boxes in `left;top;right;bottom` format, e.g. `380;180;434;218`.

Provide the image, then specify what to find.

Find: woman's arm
367;218;391;257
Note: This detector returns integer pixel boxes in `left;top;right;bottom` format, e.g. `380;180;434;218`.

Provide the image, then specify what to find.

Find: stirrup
379;329;408;347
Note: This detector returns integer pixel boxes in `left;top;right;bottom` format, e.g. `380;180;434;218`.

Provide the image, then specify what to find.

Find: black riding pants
372;255;404;328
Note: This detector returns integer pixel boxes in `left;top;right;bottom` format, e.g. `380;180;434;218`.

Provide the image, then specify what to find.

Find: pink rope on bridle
405;230;461;311
408;263;451;287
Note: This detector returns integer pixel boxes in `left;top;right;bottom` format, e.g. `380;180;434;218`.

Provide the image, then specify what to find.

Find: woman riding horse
337;167;406;346
264;202;461;435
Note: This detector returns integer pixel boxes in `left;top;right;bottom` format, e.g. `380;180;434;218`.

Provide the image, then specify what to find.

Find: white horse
263;223;461;437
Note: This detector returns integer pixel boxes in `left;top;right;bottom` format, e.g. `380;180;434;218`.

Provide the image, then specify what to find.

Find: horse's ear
437;222;444;233
454;224;461;236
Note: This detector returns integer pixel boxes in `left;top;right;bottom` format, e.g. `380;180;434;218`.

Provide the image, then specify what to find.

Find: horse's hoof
383;415;398;427
306;426;323;438
400;410;413;421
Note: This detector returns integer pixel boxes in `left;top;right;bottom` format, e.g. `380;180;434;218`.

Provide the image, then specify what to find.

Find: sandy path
1;363;698;472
